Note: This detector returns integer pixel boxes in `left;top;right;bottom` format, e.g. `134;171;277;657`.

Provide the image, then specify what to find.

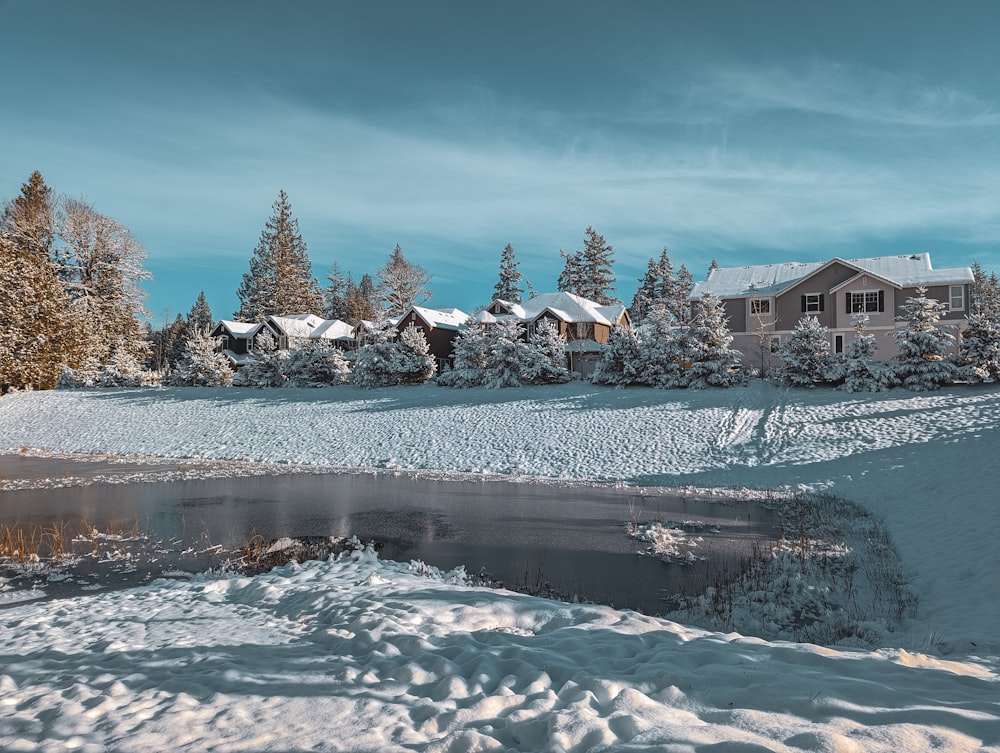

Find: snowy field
1;381;998;751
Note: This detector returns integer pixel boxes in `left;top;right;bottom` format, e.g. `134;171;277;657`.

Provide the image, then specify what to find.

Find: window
801;293;824;313
949;285;965;311
750;298;771;315
834;335;844;354
769;336;780;353
848;290;884;313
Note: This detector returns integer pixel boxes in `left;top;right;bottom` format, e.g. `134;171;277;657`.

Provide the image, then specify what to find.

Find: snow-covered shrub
778;316;838;387
482;319;533;388
233;331;287;387
283;342;351;387
891;287;956;391
164;328;233;387
591;325;643;386
683;293;743;388
56;346;158;388
954;308;1000;383
353;325;435;388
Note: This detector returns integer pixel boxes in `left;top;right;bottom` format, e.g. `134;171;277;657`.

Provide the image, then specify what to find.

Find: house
395;306;470;369
689;253;974;373
211;314;354;368
209;320;265;368
263;313;354;350
482;292;632;375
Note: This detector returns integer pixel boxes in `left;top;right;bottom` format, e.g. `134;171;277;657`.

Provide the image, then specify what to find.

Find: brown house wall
777;263;859;330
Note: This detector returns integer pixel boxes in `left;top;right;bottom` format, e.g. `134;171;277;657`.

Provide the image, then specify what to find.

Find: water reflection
1;463;778;615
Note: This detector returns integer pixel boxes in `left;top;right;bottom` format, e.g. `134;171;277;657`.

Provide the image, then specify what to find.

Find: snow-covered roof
267;314;354;342
404;306;470;331
214;320;263;338
691;253;973;299
496;292;624;327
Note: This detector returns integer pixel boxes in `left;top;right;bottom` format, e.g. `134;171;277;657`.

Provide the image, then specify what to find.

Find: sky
2;0;1000;325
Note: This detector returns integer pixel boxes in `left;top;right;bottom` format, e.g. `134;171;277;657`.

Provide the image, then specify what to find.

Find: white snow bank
1;553;996;753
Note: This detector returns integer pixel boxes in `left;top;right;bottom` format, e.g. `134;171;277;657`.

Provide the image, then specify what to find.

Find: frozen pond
0;457;778;614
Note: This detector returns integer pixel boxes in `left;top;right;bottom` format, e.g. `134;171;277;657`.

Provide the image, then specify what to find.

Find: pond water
0;458;779;615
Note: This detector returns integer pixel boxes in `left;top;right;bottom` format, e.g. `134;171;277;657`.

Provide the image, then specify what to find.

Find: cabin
689;253;974;374
210;320;265;368
394;306;470;370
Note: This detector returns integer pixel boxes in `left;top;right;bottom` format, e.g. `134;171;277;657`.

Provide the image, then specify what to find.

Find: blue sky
3;0;999;325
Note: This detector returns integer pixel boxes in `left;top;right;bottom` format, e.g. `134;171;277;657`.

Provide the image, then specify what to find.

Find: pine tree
437;320;491;388
779;316;836;386
236;190;322;321
233;330;288;387
684;293;742;388
892;287;956;391
283;342;351;387
165;327;233;387
955;308;1000;383
636;304;685;388
493;243;523;303
970;261;1000;319
556;248;584;296
631;257;662;324
483;320;533;388
187;291;214;333
672;264;694;322
378;245;432;316
395;325;437;384
523;319;571;384
842;315;895;393
631;247;689;323
343;273;382;325
323;263;350;320
1;170;55;261
591;325;643;386
0;233;87;391
352;323;435;388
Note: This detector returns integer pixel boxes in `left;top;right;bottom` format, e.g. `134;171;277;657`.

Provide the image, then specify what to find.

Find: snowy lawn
1;381;998;751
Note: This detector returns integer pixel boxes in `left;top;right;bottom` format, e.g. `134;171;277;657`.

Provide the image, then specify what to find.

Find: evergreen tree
708;259;719;273
482;320;534;388
673;264;694;322
636;304;685;388
892;286;956;391
343;272;382;324
779;316;836;387
396;325;437;384
233;330;287;387
523;319;571;384
353;323;435;388
970;261;1000;319
630;257;662;324
378;244;432;316
187;291;214;333
323;263;350;320
591;325;643;386
684;293;742;388
283;342;351;387
493;243;523;303
557;227;617;304
236;190;322;321
165;327;233;387
1;170;55;261
0;233;87;391
437;320;491;388
841;315;895;393
955;308;1000;383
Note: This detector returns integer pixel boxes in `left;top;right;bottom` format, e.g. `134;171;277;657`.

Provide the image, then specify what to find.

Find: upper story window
750;298;771;315
848;290;884;313
801;293;824;313
949;285;965;311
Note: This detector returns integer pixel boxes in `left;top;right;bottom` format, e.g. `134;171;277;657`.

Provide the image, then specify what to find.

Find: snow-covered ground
1;381;998;751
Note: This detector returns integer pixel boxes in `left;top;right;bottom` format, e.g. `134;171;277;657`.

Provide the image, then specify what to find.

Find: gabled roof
495;292;623;327
213;320;263;338
691;253;973;299
267;313;354;342
401;306;470;331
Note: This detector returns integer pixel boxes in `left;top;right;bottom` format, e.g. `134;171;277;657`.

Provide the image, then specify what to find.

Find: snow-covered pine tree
578;227;617;305
482;319;533;388
437;319;491;388
187;291;213;334
235;190;322;321
165;328;233;387
630;253;667;324
556;248;584;297
233;330;287;387
955;308;1000;383
378;245;432;316
352;323;435;388
523;319;571;384
283;342;351;387
344;273;382;325
672;264;694;323
591;325;643;386
636;304;685;388
395;325;436;384
891;286;956;391
323;263;350;321
684;293;742;388
970;261;1000;319
779;316;836;387
493;243;523;303
841;315;894;393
